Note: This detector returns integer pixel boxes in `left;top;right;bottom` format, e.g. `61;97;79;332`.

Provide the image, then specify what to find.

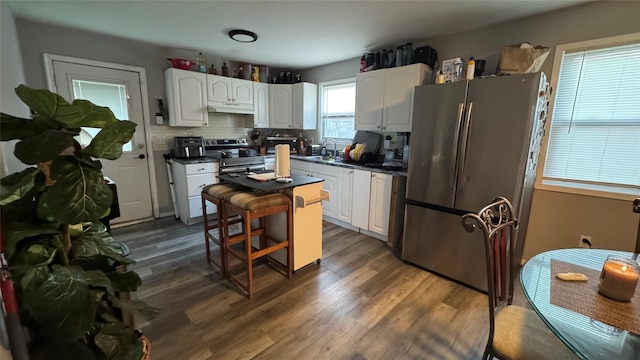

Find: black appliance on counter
265;137;298;154
173;136;204;158
204;138;266;174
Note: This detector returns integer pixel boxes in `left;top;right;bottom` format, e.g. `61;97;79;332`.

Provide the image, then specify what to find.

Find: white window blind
543;42;640;194
320;81;356;141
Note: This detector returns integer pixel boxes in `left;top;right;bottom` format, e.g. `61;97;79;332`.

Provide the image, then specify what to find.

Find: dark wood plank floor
112;218;528;360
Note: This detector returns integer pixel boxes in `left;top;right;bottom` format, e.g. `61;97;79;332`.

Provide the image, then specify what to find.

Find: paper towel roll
275;144;290;178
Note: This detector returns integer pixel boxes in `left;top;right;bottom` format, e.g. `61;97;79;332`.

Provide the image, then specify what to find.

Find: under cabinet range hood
207;102;254;115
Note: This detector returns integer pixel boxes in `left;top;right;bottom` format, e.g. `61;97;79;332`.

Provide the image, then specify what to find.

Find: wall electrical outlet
578;235;593;249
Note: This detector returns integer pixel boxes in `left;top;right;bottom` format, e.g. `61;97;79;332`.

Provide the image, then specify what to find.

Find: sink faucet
322;138;337;159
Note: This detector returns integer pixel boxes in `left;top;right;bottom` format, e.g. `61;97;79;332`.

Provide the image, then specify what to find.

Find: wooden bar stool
222;190;292;299
201;183;244;277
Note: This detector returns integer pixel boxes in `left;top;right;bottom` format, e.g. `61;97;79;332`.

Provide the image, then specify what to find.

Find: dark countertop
218;172;323;193
289;155;407;177
172;157;219;165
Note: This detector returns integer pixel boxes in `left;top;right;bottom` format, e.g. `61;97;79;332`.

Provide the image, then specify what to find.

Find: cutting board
352;131;382;155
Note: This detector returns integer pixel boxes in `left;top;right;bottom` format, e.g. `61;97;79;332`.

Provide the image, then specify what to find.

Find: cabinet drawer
188;195;217;217
185;162;218;175
310;163;339;177
290;159;311;172
187;174;218;197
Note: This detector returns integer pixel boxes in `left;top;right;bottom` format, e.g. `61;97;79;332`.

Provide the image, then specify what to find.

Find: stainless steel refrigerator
402;73;548;292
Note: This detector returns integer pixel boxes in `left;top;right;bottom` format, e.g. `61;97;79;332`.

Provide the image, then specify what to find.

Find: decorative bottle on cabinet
466;57;475;80
195;52;206;73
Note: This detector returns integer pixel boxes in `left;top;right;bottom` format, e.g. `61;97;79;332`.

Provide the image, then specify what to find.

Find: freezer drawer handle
458;102;474;190
295;190;330;210
450;103;465;188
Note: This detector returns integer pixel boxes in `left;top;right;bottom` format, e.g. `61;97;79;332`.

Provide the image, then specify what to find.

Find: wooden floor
112;217;529;360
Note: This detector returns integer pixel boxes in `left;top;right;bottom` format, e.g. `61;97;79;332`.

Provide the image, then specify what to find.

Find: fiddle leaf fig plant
0;85;158;360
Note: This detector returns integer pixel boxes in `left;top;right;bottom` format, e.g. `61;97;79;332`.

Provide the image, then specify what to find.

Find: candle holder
598;255;640;301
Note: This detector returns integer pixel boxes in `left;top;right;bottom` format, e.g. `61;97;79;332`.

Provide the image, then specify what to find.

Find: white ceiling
7;0;590;69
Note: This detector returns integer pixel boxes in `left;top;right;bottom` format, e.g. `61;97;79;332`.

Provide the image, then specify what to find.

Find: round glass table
520;248;640;359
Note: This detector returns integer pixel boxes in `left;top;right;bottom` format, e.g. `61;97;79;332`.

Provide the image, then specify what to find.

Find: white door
232;79;253;105
269;84;293;129
207;75;232;102
51;61;153;224
355;70;384;131
368;172;392;236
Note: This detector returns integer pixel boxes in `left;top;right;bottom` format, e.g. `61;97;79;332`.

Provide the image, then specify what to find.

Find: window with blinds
542;42;640;196
320;80;356;141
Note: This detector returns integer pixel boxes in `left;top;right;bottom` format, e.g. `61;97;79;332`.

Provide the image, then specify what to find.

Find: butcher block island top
217;172;327;272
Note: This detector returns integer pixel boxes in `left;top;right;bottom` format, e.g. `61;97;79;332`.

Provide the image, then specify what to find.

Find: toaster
305;144;322;156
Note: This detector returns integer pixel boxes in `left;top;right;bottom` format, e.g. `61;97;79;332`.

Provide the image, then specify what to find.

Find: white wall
1;1;29;178
301;1;640;258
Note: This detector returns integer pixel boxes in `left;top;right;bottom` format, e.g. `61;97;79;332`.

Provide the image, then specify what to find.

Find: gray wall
301;1;640;258
12;18;258;215
1;1;29;178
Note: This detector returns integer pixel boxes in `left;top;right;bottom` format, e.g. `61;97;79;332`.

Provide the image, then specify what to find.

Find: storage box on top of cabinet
165;68;209;127
355;63;431;132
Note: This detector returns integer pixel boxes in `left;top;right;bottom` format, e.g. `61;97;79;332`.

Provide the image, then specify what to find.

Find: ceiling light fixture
228;29;258;43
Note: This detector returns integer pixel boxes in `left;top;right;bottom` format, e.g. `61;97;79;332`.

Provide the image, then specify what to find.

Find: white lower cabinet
172;162;219;225
367;172;392;236
289;161;393;238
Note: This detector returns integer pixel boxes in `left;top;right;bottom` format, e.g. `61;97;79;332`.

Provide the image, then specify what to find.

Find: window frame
535;32;640;201
317;77;356;147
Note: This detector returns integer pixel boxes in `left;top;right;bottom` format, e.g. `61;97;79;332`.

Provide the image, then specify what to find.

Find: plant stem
56;224;71;266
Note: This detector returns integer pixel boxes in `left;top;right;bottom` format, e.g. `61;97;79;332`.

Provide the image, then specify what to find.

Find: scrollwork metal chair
462;197;576;360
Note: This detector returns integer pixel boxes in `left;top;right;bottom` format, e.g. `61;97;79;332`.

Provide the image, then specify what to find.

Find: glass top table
520;248;640;359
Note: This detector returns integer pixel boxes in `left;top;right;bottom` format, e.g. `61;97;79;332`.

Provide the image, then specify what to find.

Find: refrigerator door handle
450;102;465;188
457;101;473;190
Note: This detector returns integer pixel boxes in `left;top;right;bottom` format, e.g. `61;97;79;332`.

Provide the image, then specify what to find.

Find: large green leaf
94;322;143;360
106;271;141;293
71;99;120;128
14;130;77;165
71;223;134;266
0;167;38;205
15;85;78;121
22;265;99;342
0;114;52;140
1;220;60;257
81;120;136;160
84;269;115;297
9;244;57;289
38;156;112;223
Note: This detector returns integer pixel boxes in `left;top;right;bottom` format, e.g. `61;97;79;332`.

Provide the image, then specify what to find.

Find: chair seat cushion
493;305;577;360
204;183;242;199
224;191;290;211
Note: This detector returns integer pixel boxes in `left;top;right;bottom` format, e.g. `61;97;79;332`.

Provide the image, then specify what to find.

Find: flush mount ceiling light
228;29;258;43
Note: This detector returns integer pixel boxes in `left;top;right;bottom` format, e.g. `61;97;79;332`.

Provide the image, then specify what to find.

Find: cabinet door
336;168;354;223
383;64;429;132
206;75;233;103
269;84;293;129
351;169;371;229
187;173;217;197
319;174;338;219
290;168;308;177
233;78;253;104
355;70;384;131
368;172;392;236
253;82;269;128
293;82;318;130
166;69;208;127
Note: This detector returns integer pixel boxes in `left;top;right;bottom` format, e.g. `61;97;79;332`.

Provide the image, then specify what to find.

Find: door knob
137;154;146;159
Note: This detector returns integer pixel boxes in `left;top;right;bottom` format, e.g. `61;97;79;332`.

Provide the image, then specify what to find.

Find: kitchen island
218;173;328;271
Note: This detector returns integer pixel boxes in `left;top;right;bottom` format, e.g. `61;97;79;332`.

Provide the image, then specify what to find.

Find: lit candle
598;256;640;302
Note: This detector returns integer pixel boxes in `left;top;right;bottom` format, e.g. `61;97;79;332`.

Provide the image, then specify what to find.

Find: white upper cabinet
269;82;318;130
206;74;254;113
355;63;430;132
253;82;269;128
292;82;318;130
355;70;385;131
269;84;293;129
165;68;208;127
